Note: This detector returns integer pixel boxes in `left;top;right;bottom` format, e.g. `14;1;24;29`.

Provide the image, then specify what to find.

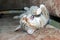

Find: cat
14;4;50;34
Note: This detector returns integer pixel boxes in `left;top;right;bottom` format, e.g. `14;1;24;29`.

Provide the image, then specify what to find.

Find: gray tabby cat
14;4;50;34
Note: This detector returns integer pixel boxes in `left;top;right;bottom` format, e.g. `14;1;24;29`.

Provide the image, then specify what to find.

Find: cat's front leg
14;25;22;31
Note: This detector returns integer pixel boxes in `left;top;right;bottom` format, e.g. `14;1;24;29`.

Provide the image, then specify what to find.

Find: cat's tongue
30;15;34;20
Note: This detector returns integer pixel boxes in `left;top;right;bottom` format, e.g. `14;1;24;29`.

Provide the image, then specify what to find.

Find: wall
0;0;60;17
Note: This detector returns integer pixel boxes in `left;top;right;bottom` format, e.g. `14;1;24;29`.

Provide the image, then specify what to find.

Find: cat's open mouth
30;15;34;20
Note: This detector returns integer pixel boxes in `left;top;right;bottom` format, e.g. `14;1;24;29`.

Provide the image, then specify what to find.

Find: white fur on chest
27;14;49;28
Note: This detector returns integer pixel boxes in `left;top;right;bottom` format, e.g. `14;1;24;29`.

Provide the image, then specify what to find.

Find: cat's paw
24;7;29;11
27;29;35;34
13;16;19;19
14;25;21;31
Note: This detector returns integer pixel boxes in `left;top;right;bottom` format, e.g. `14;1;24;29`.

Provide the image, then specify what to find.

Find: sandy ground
0;15;60;40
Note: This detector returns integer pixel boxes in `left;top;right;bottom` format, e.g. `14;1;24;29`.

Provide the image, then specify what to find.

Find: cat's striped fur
14;4;50;34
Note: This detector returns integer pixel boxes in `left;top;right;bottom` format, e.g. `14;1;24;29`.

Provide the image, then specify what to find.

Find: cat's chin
27;29;35;34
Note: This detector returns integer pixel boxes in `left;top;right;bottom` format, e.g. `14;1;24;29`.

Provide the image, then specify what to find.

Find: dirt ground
0;15;60;40
0;15;20;33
